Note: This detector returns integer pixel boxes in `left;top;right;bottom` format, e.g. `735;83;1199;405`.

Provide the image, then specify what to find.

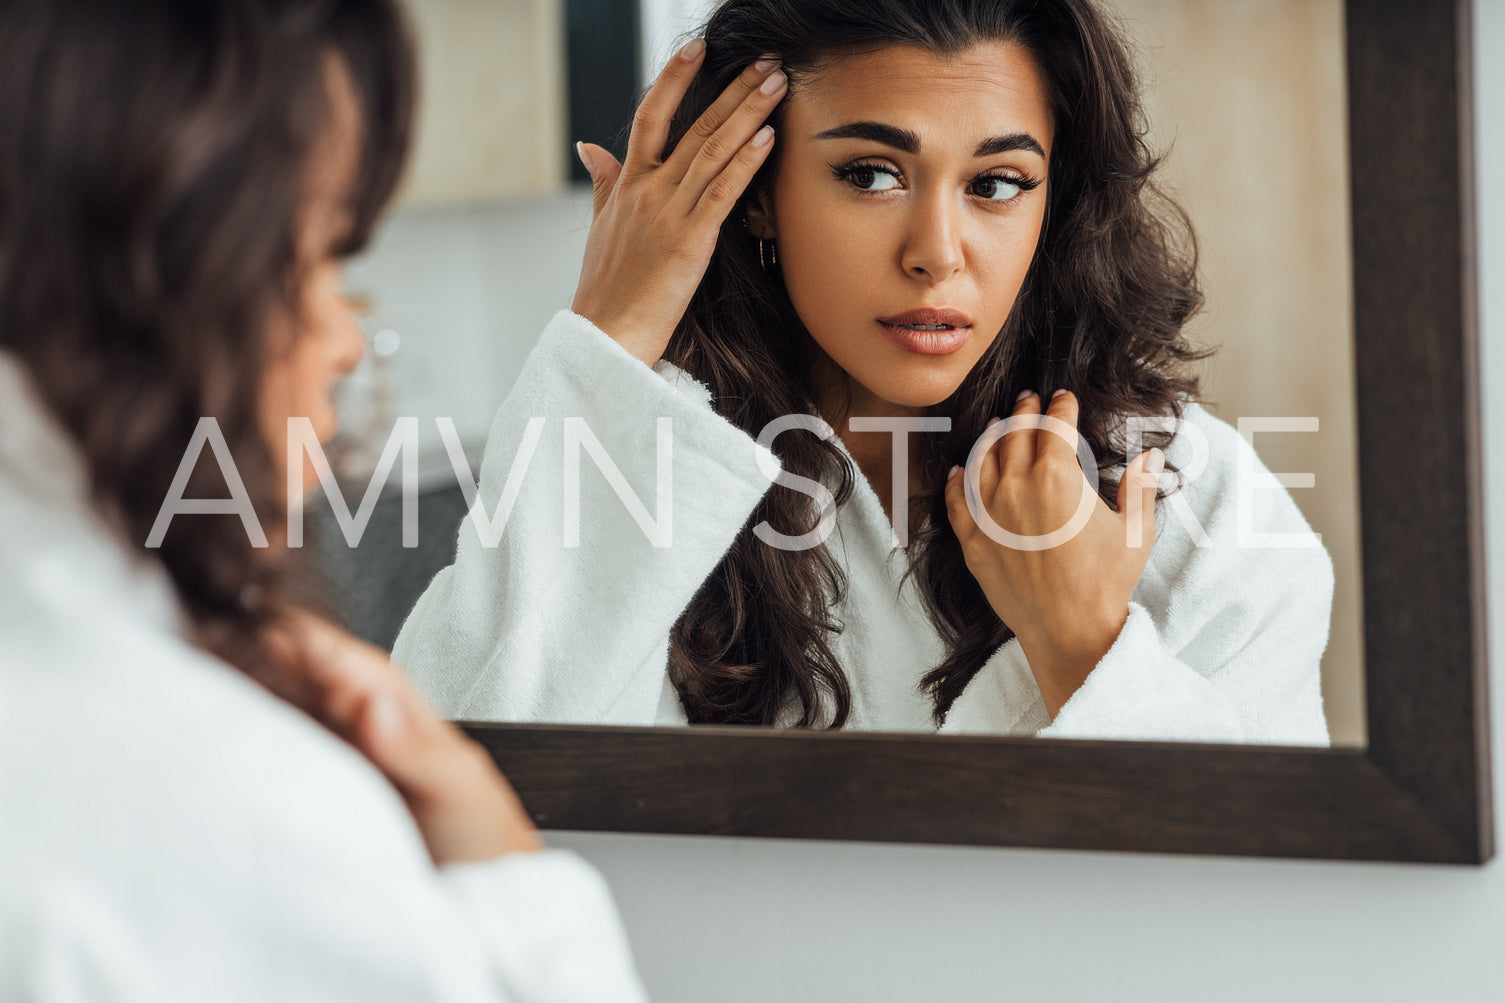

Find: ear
743;186;777;239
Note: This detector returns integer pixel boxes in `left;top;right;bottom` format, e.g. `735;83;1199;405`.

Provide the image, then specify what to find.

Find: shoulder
0;613;495;998
1156;398;1248;498
1130;397;1335;638
2;613;437;941
1148;398;1321;541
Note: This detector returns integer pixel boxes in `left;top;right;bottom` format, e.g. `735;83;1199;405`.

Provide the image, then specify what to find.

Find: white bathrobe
394;310;1333;745
0;352;648;1003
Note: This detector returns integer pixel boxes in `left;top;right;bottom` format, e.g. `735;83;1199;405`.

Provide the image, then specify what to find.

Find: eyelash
829;158;1042;204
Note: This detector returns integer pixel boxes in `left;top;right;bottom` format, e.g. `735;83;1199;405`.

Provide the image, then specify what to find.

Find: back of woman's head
0;0;414;671
659;0;1210;727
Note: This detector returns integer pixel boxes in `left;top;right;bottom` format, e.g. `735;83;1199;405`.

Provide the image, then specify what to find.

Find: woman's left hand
258;610;545;864
944;389;1164;718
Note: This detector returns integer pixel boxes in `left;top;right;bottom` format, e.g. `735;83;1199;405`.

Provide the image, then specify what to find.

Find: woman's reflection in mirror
394;0;1334;746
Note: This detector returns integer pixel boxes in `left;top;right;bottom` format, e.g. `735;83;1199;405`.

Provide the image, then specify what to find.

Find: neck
807;348;927;536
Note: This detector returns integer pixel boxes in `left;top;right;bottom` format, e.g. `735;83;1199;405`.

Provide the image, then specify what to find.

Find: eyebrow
812;121;1046;159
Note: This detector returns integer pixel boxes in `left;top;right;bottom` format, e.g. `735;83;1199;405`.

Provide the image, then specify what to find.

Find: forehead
789;40;1054;152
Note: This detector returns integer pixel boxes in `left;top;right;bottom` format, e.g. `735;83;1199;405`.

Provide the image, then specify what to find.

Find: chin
861;369;968;411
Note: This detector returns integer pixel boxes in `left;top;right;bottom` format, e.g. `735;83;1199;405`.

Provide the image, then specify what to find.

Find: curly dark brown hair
660;0;1213;727
0;0;414;679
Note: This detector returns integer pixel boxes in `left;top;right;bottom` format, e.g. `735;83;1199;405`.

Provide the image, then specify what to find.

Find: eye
832;160;902;193
830;160;1043;202
970;173;1041;203
972;176;1020;201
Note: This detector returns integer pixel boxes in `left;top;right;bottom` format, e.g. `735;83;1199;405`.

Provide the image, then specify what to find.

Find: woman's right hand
570;39;787;367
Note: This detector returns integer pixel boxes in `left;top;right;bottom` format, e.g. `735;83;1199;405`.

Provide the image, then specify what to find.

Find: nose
899;189;965;284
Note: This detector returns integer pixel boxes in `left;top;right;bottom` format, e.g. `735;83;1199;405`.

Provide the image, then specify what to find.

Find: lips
876;307;974;330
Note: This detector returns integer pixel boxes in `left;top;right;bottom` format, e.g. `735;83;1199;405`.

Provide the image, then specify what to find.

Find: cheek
260;291;355;445
257;357;290;464
974;214;1045;308
258;344;333;471
776;200;1045;342
295;267;363;431
290;341;337;427
775;197;891;337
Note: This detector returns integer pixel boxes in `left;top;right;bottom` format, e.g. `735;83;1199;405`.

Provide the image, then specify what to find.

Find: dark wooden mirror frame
461;0;1491;864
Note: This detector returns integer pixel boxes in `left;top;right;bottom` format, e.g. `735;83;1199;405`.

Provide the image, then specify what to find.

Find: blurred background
318;0;1363;745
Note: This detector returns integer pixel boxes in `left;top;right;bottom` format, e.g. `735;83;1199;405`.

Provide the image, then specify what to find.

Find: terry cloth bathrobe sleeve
939;401;1334;745
392;310;782;724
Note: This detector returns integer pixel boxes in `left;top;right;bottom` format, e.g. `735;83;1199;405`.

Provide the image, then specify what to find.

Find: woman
393;0;1333;743
0;0;647;998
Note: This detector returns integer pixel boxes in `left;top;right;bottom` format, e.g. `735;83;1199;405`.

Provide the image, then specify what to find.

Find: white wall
543;2;1505;999
343;189;593;463
638;0;718;86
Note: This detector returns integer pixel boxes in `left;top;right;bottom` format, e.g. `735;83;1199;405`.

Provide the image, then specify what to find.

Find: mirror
300;0;1367;748
297;0;1489;864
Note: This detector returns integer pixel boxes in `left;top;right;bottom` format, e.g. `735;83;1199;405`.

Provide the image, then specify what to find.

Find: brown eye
972;172;1044;202
836;163;901;192
972;176;1022;201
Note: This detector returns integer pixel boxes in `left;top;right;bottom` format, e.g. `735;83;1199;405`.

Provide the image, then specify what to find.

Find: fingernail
1145;447;1165;477
760;70;787;95
1016;389;1036;403
986;416;1002;428
1051;388;1068;400
754;56;778;73
948;465;962;480
574;140;593;174
752;124;775;148
680;37;706;61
